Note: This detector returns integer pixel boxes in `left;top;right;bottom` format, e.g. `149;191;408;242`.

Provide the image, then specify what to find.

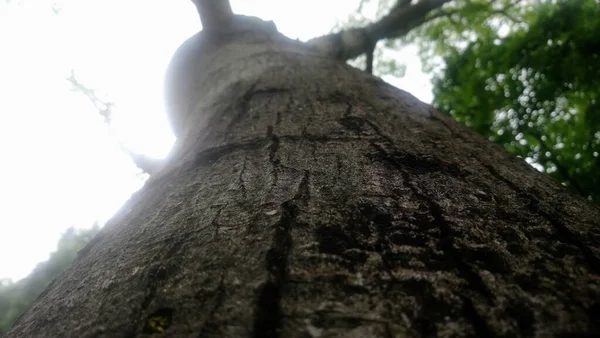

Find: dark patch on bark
338;116;369;135
267;126;280;186
239;157;248;200
352;203;396;272
314;202;399;277
458;244;510;274
460;296;497;338
315;224;358;256
140;265;169;310
315;204;388;254
297;170;311;204
387;225;430;248
336;156;343;179
317;90;356;106
280;135;362;144
129;264;175;335
212;205;224;239
226;82;257;132
370;143;496;337
344;102;353;117
228;83;290;132
196;274;227;336
340;115;467;177
505;300;535;336
386;278;460;336
588;303;600;334
482;163;600;275
192;138;267;167
253;87;291;96
390;149;467;177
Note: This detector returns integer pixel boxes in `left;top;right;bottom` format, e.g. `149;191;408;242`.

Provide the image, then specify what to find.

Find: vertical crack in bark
305;88;317;119
344;101;353;117
267;126;280;187
370;142;495;337
297;170;311;204
197;273;227;336
212;205;225;239
253;171;309;338
140;277;158;312
460;294;496;338
228;83;291;133
481;163;600;275
226;82;258;133
239;157;248;200
311;142;318;163
139;265;166;317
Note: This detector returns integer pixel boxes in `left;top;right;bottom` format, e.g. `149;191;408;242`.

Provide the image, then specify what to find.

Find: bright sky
0;0;433;281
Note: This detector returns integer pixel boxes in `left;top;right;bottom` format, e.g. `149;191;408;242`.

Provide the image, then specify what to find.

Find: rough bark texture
7;18;600;338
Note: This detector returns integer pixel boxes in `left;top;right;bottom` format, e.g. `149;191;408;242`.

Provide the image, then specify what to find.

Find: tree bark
6;17;600;338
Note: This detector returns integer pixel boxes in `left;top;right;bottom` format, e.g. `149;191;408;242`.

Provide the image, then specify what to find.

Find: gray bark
6;17;600;338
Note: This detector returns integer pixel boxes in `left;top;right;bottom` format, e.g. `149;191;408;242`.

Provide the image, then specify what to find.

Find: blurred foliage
408;0;534;72
350;0;600;202
0;225;100;333
430;0;600;202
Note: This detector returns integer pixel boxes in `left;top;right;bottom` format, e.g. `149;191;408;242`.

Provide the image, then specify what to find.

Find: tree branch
307;0;450;61
68;71;113;124
67;71;164;175
492;8;521;24
191;0;234;31
391;0;415;12
118;143;164;175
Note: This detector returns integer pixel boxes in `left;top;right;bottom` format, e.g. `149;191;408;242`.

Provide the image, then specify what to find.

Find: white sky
0;0;433;281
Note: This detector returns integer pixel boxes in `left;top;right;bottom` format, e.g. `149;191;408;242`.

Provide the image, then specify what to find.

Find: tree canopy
347;0;599;202
429;0;600;201
0;225;99;333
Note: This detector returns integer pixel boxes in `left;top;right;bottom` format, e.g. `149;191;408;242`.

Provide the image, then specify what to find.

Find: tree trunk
6;18;600;338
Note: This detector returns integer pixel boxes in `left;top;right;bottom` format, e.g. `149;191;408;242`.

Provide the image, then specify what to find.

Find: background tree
432;0;600;202
343;0;600;202
0;225;99;333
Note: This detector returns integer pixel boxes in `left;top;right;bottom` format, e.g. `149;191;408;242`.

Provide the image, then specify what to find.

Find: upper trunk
6;17;600;338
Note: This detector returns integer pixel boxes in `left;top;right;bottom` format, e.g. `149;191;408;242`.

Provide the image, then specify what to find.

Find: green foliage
407;0;532;73
433;0;600;201
346;0;599;201
0;225;100;333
